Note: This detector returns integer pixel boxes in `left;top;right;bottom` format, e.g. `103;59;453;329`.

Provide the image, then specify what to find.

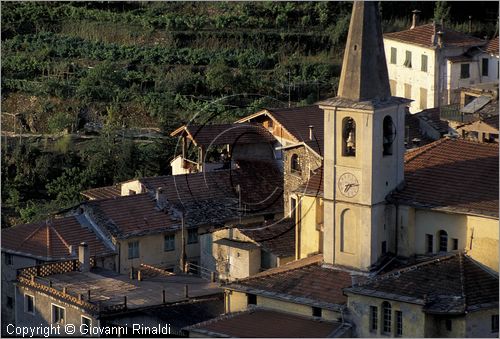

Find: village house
384;11;498;113
344;253;498;337
200;2;499;337
457;115;499;142
209;218;295;281
6;2;499;337
236;105;324;216
13;243;223;337
169;123;277;175
81;159;284;276
1;216;116;334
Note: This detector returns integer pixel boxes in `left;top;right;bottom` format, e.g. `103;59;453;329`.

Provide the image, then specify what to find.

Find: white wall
384;39;436;112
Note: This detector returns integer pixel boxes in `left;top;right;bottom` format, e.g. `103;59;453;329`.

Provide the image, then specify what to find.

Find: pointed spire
337;1;391;102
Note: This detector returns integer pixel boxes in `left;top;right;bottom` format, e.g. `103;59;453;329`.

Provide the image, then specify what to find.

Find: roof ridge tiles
50;222;72;255
16;222;46;253
404;138;449;163
354;253;459;287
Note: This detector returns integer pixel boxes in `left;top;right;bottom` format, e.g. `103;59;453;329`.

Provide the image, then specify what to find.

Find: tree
434;1;451;24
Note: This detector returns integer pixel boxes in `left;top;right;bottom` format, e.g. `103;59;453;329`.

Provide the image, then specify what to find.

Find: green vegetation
1;1;497;227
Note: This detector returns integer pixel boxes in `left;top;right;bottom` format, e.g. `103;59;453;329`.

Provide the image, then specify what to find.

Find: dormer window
342;117;356;156
291;154;301;174
383;116;395;156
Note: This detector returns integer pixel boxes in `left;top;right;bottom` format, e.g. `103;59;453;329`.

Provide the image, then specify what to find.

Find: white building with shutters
383;18;497;113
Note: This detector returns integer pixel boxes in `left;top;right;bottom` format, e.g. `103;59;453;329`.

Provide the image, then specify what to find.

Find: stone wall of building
283;146;322;217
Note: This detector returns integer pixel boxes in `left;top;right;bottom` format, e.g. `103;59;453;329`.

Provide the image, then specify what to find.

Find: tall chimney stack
156;187;163;201
437;31;444;48
411;10;421;29
79;242;90;273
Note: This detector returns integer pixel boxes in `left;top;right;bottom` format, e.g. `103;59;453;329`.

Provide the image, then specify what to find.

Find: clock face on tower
338;172;359;198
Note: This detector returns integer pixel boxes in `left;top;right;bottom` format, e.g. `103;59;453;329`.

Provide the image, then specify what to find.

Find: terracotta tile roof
85;194;178;239
484;36;499;56
81;184;121;200
345;253;498;314
295;168;324;197
384;23;485;48
140;160;284;217
227;255;353;309
238;218;295;258
186;307;346;338
170;123;275;147
392;138;499;217
84;161;283;237
266;105;324;143
1;216;114;260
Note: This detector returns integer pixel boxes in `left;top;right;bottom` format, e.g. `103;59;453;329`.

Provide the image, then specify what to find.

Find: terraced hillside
1;2;497;226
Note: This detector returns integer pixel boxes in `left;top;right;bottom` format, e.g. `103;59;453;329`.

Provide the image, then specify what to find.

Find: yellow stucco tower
319;1;411;271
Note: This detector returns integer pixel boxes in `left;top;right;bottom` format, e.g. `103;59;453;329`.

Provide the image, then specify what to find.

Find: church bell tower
319;1;411;270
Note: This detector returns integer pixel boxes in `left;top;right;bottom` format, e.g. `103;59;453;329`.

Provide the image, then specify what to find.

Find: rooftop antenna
236;184;242;225
180;213;187;273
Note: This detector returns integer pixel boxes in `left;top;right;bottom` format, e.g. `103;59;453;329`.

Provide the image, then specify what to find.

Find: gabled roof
226;255;353;311
170;123;275;148
1;216;115;260
237;105;325;144
344;253;498;314
185;307;347;338
392;138;499;217
84;161;284;237
81;184;121;200
238;218;295;258
384;23;485;49
139;160;283;216
484;36;499;56
85;193;178;239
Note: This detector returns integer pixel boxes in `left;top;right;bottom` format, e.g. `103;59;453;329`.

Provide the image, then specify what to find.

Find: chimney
410;10;421;29
468;16;472;34
155;187;165;209
437;31;444;48
156;187;163;201
79;242;90;272
308;125;314;141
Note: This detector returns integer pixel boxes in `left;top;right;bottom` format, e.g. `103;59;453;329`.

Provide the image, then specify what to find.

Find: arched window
382;301;392;334
439;230;448;252
291;154;301;174
342;117;356;156
383;116;395;156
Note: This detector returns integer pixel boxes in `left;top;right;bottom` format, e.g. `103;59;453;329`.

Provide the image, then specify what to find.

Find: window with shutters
421;54;428;72
404;51;412;68
390;47;397;64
